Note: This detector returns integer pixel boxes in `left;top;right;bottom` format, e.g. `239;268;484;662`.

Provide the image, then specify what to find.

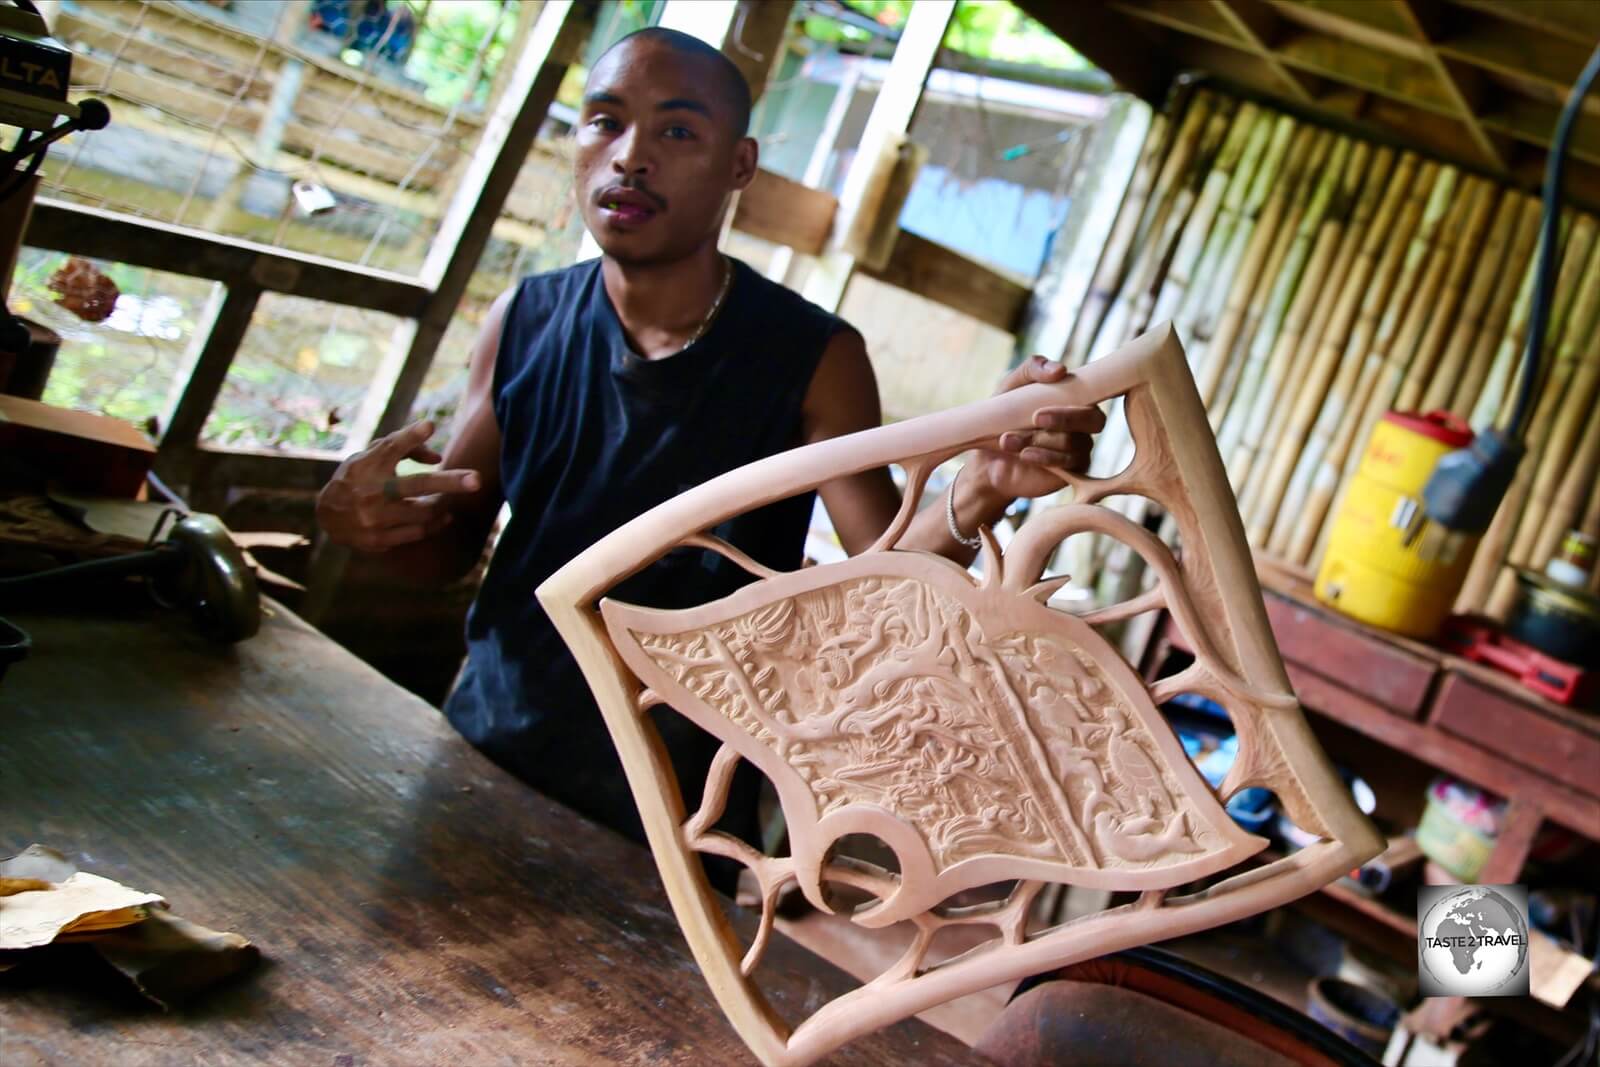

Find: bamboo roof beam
1016;1;1600;212
1392;0;1511;173
1210;0;1320;104
1021;2;1175;105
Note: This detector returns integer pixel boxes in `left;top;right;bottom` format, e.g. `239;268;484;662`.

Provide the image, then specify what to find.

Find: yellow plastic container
1315;411;1477;638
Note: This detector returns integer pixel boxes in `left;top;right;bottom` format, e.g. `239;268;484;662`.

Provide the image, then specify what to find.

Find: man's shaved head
575;24;760;264
592;26;752;137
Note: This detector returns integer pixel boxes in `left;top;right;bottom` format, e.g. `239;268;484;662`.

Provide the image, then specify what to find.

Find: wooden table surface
0;599;977;1066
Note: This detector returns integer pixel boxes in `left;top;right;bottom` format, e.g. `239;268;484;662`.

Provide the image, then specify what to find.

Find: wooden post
800;0;955;313
708;0;795;255
1476;797;1543;886
197;0;310;233
307;0;592;623
350;0;592;448
766;56;863;287
154;283;264;488
709;0;794;102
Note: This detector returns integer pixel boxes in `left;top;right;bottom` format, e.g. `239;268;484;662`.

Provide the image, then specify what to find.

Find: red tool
1441;617;1596;707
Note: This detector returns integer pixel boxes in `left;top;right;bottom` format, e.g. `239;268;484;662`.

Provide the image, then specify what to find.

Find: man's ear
732;136;758;190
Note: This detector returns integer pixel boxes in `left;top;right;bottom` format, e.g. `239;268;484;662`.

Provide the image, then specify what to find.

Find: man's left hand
966;355;1105;502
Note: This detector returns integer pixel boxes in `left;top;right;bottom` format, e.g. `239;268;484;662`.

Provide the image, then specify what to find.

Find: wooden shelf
1284;663;1599;839
1251;848;1416;953
1319;878;1415;940
1481;95;1600;169
1150;582;1598;1051
1153;580;1600;841
1267;0;1431;61
1276;28;1460;117
1110;0;1252;52
1434;9;1600;103
1451;0;1600;46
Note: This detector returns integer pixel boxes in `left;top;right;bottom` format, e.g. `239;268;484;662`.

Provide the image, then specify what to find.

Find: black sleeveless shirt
443;256;847;840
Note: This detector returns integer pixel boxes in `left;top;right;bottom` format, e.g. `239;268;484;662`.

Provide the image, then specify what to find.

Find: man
317;28;1102;860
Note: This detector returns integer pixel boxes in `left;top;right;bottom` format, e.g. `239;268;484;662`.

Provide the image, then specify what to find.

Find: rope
173;26;276;226
271;4;410;245
356;0;514;267
52;2;149;191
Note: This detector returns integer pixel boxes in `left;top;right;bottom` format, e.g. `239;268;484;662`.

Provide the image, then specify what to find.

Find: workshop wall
1065;87;1600;622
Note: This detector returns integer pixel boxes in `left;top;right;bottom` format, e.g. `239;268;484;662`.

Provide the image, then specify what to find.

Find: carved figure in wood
539;324;1384;1066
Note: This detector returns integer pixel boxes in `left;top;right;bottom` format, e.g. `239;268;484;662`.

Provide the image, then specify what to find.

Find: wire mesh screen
46;0;544;272
406;225;580;450
31;0;589;450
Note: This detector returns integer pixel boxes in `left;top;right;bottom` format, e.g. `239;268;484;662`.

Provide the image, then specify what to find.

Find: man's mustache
594;181;668;211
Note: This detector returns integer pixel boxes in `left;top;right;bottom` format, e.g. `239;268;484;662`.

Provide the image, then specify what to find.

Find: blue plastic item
1165;691;1231;723
1226;787;1278;834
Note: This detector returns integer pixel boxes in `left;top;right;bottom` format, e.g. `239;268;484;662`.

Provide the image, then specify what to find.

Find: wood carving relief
540;324;1384;1066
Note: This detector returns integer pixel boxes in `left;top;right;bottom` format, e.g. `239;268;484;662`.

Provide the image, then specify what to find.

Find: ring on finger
382;478;402;502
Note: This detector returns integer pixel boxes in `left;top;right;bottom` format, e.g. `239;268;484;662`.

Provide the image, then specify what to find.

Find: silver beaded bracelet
944;466;984;550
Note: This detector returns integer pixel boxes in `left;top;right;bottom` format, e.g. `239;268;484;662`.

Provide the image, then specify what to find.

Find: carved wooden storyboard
539;324;1384;1066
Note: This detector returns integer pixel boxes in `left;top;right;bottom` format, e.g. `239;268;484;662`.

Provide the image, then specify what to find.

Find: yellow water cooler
1315;411;1478;638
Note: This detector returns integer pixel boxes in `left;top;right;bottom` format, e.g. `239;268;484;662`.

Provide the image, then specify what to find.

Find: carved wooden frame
538;325;1384;1066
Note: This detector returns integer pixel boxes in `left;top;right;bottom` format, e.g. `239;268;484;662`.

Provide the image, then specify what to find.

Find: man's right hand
316;420;483;553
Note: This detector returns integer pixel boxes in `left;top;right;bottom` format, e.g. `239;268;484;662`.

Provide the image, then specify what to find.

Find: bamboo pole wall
1063;89;1600;621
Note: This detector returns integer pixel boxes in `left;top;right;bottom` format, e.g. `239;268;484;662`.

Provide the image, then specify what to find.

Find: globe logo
1417;884;1530;997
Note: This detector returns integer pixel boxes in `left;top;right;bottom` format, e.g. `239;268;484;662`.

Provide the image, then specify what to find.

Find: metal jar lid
1514;568;1600;627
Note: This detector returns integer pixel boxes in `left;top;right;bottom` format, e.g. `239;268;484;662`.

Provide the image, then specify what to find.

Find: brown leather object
975;980;1302;1067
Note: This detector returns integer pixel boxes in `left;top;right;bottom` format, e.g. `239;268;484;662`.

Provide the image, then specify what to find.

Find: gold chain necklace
678;255;731;354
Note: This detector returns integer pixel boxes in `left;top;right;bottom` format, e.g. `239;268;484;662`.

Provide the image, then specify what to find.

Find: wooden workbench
0;599;976;1066
1144;570;1600;961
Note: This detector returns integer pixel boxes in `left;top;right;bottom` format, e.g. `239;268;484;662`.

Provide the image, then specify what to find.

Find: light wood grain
538;324;1383;1066
1209;128;1333;430
1418;189;1527;413
1220;135;1361;491
1150;103;1264;328
1293;163;1456;565
1267;159;1446;559
731;168;838;257
859;231;1032;333
1065;112;1172;367
1193;123;1317;408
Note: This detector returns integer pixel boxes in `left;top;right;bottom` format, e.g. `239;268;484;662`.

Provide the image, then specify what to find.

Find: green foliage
16;247;409;453
557;0;664;110
401;0;522;110
948;1;1092;68
17;249;211;430
801;0;1092;71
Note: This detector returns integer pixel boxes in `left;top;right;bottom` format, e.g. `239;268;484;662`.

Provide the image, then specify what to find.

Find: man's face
574;40;756;266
